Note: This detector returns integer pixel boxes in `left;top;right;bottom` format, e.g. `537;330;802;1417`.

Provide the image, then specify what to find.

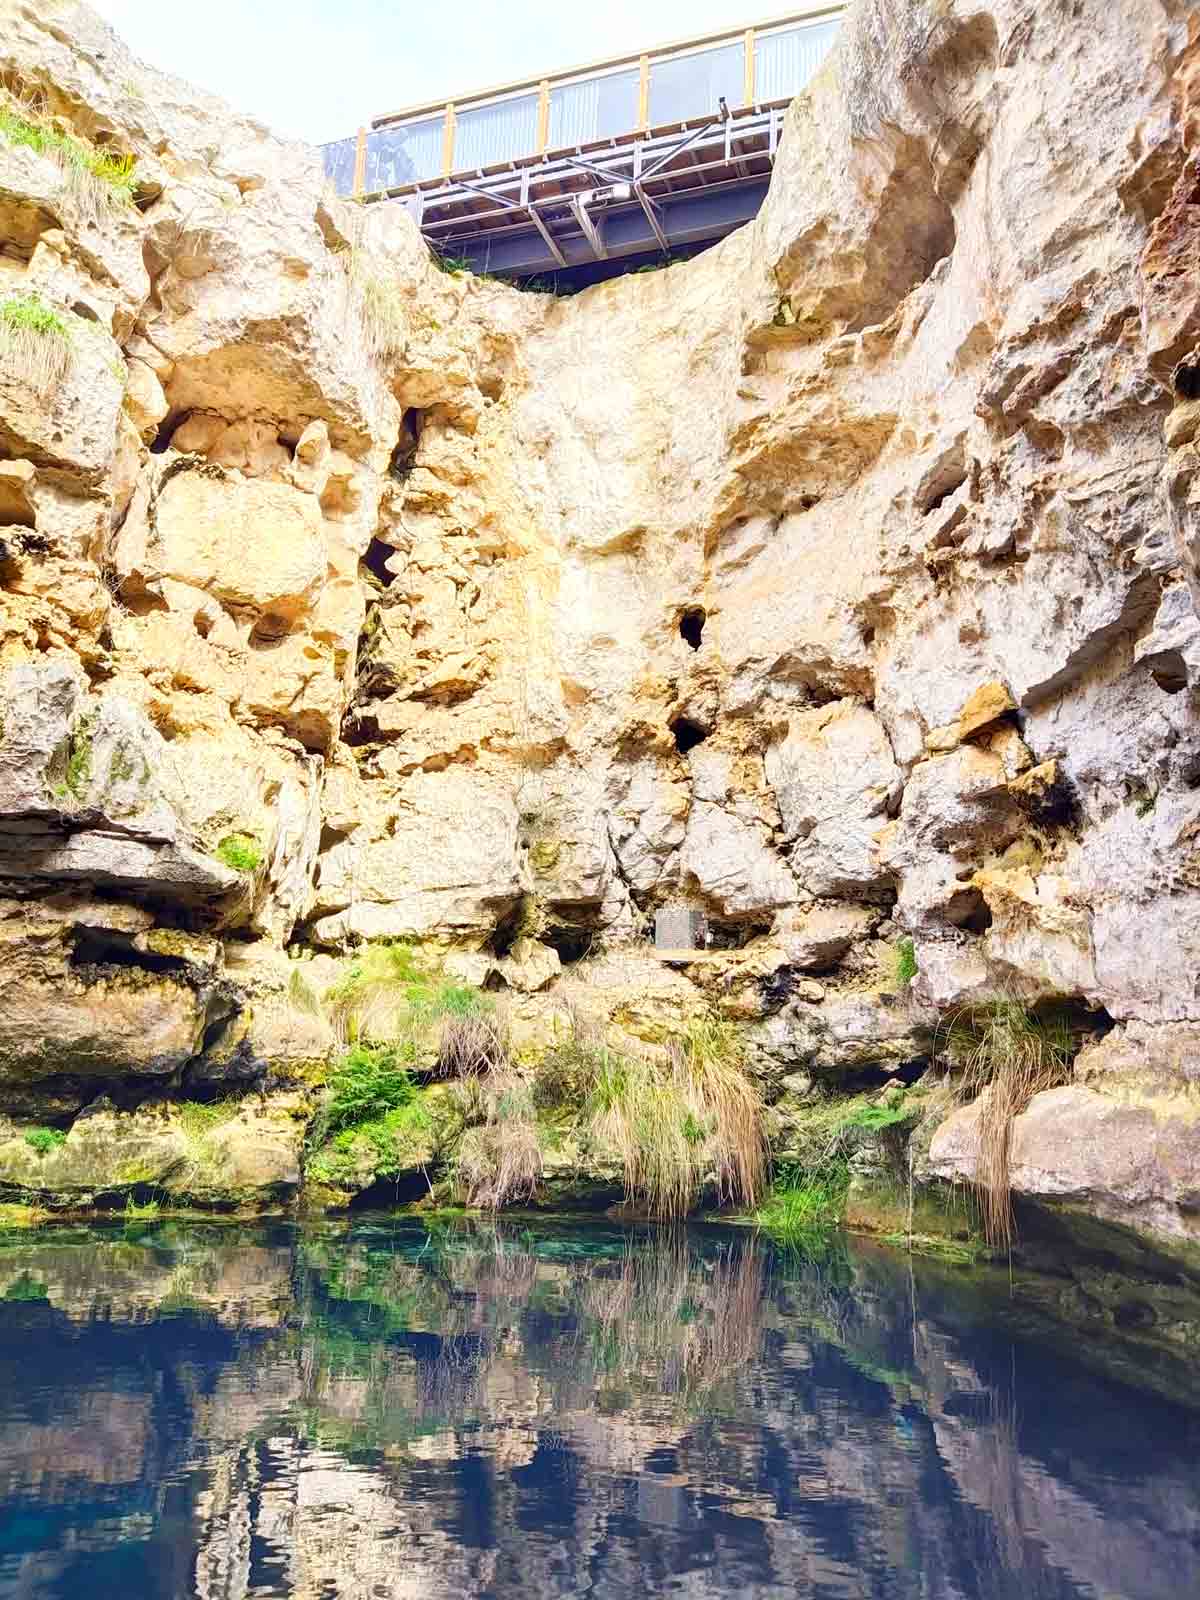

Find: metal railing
320;6;842;200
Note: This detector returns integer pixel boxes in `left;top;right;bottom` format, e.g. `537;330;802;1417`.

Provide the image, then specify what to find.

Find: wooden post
352;126;367;197
743;28;756;106
637;53;650;130
536;79;550;153
442;104;456;177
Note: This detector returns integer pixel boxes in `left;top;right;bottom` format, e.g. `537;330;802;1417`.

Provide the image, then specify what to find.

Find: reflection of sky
0;1220;1199;1599
92;0;780;145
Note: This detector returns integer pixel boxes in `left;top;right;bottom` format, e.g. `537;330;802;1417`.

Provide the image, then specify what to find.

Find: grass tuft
944;997;1076;1250
754;1172;848;1241
0;97;138;221
0;291;72;393
535;1014;766;1219
325;942;505;1075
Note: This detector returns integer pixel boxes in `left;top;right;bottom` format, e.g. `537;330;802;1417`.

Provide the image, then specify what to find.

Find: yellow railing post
536;79;550;154
352;126;367;197
637;53;650;130
442;104;456;177
744;29;756;105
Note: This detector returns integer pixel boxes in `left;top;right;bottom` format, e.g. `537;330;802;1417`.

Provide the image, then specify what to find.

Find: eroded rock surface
2;0;1200;1241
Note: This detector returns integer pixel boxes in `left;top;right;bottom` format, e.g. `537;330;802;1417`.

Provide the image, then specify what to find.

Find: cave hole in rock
946;888;994;935
1113;1298;1158;1331
823;1057;930;1096
1175;363;1200;401
705;918;772;951
1149;650;1188;695
678;607;706;650
388;408;423;481
349;1170;432;1209
670;715;708;755
362;537;399;587
542;924;594;964
149;411;184;455
488;897;534;958
69;929;190;975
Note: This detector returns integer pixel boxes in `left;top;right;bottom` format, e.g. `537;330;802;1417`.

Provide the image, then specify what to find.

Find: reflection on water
0;1217;1198;1599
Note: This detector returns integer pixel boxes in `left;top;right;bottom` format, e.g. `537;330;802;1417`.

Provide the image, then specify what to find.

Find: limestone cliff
1;0;1199;1247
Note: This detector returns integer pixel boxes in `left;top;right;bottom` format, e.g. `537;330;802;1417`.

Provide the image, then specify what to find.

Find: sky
92;0;778;146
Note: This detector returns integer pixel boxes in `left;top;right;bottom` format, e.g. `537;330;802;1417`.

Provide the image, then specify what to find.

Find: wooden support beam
536;80;550;154
442;105;456;177
743;29;756;106
637;54;650;131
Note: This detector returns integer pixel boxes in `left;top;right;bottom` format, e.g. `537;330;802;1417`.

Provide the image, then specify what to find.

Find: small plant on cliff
324;1043;418;1136
892;937;918;988
214;832;263;873
944;997;1075;1250
326;941;501;1072
0;96;137;219
0;291;73;394
23;1128;66;1157
432;250;472;276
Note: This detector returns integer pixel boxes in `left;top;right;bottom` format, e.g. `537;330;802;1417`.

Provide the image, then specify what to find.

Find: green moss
107;741;149;787
23;1128;66;1157
176;1100;241;1139
214;832;262;873
839;1096;917;1134
310;1100;433;1187
49;711;97;802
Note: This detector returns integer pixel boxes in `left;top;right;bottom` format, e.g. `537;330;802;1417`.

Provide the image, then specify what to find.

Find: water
0;1217;1197;1600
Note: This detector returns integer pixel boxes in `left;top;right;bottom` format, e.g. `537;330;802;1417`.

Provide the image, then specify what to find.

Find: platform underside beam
374;106;784;279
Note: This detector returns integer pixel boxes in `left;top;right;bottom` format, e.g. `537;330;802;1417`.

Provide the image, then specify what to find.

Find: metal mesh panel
648;41;743;125
755;19;840;103
547;68;640;148
453;93;539;171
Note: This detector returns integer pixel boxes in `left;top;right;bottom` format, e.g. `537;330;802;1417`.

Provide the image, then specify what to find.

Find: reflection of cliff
1;1221;1199;1598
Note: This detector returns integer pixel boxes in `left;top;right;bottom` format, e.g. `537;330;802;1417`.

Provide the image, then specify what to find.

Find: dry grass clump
945;996;1075;1249
338;243;407;361
436;1010;509;1079
539;1013;766;1219
0;291;72;393
452;1071;542;1209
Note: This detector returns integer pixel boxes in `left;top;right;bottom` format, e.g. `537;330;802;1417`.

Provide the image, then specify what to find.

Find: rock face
2;0;1200;1244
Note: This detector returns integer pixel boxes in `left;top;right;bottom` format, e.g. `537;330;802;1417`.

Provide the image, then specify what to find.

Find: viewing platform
320;6;843;282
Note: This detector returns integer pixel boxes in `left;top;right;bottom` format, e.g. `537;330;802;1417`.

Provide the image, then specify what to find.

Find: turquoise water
0;1216;1197;1598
